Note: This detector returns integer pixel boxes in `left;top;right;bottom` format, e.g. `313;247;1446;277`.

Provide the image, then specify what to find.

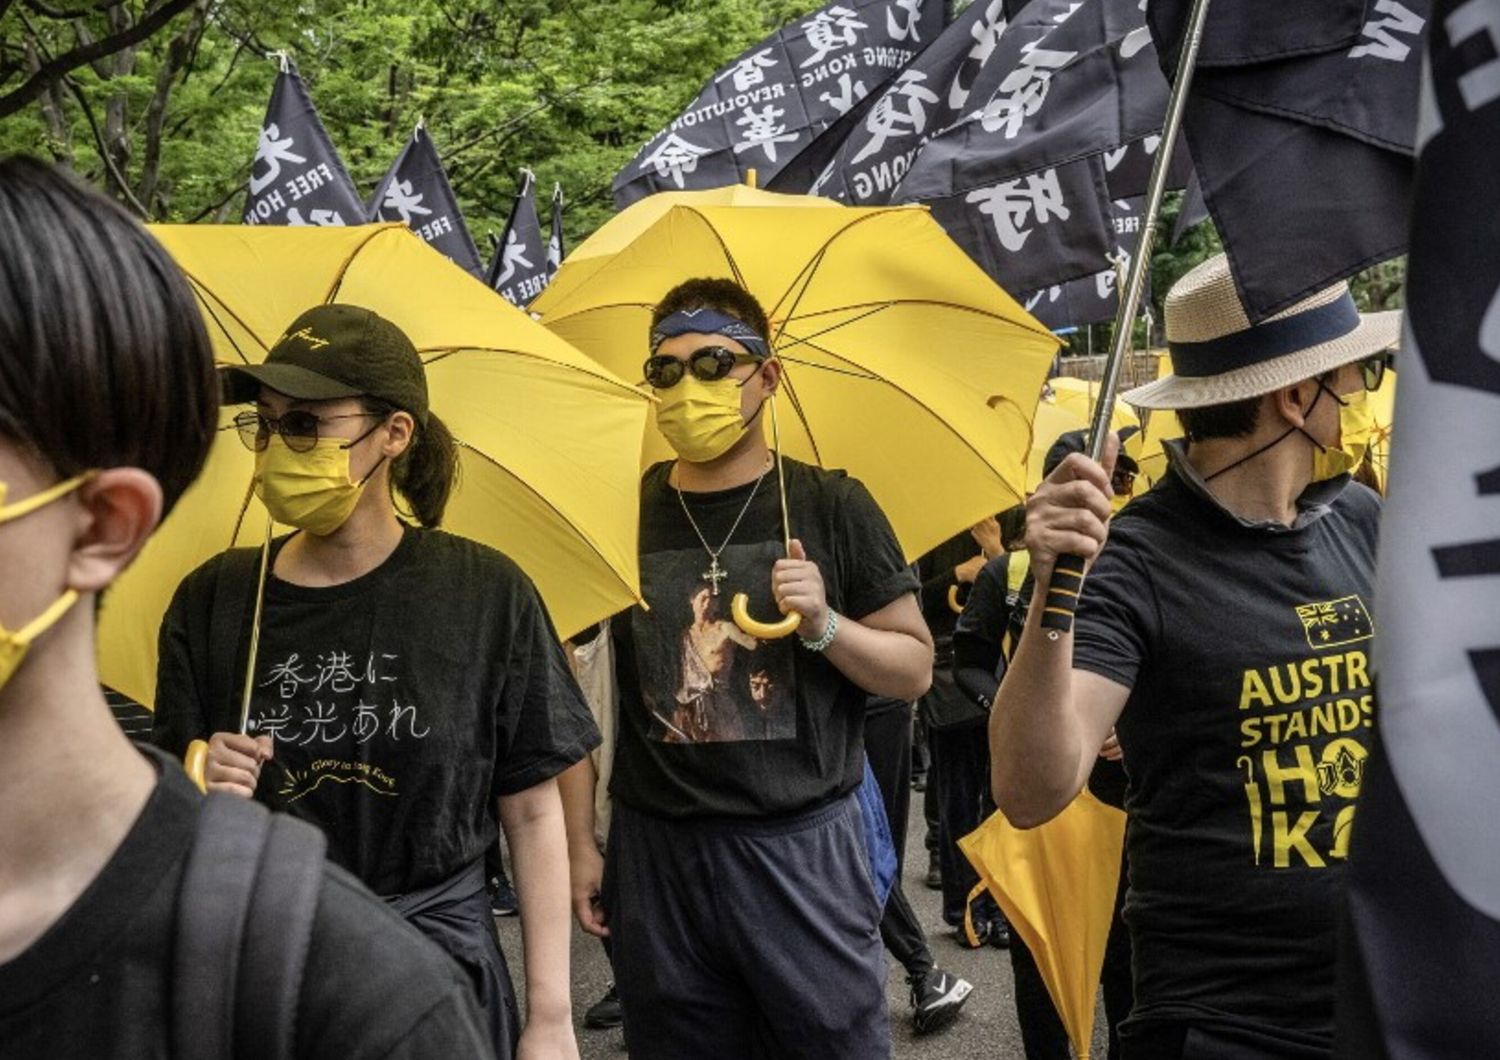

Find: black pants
864;700;935;978
604;796;890;1060
927;722;999;927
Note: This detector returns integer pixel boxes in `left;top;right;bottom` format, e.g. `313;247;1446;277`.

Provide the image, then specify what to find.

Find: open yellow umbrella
960;794;1127;1060
98;223;650;710
531;198;1060;568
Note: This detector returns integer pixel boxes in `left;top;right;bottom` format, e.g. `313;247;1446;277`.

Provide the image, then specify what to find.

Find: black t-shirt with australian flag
610;458;919;820
1073;440;1379;1051
153;527;600;897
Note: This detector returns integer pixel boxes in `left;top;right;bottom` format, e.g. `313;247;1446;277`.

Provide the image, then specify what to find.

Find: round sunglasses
231;409;381;453
643;346;764;389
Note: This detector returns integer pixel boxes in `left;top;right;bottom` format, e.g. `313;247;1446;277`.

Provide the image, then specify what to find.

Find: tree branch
137;0;209;211
0;0;198;119
61;73;151;217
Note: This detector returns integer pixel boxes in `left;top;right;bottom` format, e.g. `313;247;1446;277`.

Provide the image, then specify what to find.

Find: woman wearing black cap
153;304;598;1060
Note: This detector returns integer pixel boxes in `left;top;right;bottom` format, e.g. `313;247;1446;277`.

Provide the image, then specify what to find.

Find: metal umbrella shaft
1039;0;1214;635
237;517;274;735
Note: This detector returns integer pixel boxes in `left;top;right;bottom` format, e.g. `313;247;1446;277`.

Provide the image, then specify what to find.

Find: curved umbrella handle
947;584;967;615
184;738;210;793
731;592;801;640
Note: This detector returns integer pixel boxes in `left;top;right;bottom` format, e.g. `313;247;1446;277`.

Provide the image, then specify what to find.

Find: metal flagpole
1038;0;1214;636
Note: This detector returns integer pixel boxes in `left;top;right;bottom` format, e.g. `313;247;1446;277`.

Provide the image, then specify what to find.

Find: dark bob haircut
0;157;217;516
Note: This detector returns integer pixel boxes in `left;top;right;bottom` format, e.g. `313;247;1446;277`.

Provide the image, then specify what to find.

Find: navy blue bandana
650;307;769;358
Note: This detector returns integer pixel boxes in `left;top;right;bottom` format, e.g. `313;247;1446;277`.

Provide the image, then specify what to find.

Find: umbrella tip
745;168;758;189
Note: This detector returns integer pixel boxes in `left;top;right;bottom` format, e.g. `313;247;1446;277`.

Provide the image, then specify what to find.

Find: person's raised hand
955;554;986;585
1025;432;1119;587
204;732;273;798
970;516;1003;559
773;539;830;641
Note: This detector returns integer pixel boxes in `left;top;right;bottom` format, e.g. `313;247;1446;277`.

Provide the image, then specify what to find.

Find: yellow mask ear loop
11;589;79;643
0;472;94;525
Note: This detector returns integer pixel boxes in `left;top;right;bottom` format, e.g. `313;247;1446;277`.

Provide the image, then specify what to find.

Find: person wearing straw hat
0;159;491;1058
988;254;1398;1059
151;303;598;1060
560;277;935;1059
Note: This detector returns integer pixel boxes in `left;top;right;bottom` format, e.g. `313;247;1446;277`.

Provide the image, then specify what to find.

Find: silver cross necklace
674;458;773;596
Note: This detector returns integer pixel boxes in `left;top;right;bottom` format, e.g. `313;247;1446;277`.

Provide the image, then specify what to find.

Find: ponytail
363;399;459;527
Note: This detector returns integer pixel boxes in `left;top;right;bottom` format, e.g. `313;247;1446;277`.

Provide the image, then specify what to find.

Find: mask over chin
254;436;382;536
1304;384;1374;482
0;472;93;693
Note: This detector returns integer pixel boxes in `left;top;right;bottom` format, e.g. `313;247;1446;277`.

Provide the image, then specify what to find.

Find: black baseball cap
222;304;429;424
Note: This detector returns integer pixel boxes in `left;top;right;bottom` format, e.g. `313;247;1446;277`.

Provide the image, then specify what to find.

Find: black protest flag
546;183;565;283
771;0;1011;203
1148;1;1429;322
487;170;549;307
612;0;944;206
368;124;485;278
896;0;1175;203
1020;194;1144;330
243;64;364;227
1339;7;1500;1056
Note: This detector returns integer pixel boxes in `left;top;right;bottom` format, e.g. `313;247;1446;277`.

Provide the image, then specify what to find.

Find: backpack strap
206;547;264;732
173;794;328;1060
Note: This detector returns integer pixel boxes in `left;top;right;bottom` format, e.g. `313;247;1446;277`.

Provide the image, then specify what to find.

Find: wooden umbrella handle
947;584;967;615
184;738;210;793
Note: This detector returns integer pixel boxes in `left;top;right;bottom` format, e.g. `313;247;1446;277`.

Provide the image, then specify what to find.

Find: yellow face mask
254;436;380;536
0;472;92;692
654;375;756;464
1309;386;1375;482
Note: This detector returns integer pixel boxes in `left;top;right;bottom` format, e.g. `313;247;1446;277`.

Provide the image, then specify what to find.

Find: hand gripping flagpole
1038;0;1214;636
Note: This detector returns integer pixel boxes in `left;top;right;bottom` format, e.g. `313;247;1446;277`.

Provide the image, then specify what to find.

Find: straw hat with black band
1123;255;1400;411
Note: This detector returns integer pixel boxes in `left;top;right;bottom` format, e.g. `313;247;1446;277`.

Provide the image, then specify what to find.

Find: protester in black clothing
152;304;596;1060
863;696;973;1034
915;527;1011;946
561;278;934;1060
0;157;490;1058
990;255;1396;1059
955;436;1135;1060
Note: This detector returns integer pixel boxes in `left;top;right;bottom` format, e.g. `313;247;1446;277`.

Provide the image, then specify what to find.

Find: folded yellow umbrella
99;223;650;708
960;794;1127;1060
1029;377;1141;492
532;197;1060;564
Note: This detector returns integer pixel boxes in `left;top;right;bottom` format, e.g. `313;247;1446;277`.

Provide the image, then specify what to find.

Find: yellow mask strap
14;588;79;642
0;472;94;526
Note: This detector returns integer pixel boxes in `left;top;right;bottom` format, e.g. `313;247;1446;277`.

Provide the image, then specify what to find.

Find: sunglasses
1359;351;1391;393
232;409;381;453
643;346;764;389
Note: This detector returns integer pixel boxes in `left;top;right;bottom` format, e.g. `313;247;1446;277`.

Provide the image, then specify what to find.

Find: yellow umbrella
98;223;651;709
531;199;1060;566
1365;369;1397;493
1133;355;1178;488
959;794;1127;1060
1029;377;1141;491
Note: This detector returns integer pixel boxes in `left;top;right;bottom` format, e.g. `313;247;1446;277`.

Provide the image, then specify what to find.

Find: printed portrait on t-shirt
634;541;796;743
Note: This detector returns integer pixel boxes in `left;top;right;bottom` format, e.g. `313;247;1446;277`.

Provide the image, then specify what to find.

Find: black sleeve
151;567;214;758
1072;532;1157;691
491;571;602;798
952;555;1011;705
919;564;959;619
833;477;921;620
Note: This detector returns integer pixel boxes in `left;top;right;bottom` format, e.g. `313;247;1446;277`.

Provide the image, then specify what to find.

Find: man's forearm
557;757;599;858
498;782;573;1025
824;620;933;701
988;589;1092;828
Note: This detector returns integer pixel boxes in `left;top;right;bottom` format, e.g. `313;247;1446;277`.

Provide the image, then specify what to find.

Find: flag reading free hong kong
613;0;944;207
243;66;365;227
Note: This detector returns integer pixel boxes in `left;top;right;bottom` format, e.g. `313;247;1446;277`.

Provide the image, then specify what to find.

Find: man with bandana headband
988;254;1398;1059
560;278;934;1059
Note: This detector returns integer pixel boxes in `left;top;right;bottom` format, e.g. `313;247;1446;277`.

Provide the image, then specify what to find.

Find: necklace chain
675;459;772;592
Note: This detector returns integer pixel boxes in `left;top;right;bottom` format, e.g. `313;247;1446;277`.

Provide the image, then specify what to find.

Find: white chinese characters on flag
243;66;365;227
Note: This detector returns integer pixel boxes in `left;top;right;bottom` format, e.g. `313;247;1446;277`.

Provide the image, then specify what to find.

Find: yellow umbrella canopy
99;223;650;708
532;200;1060;562
1028;377;1142;492
960;795;1128;1060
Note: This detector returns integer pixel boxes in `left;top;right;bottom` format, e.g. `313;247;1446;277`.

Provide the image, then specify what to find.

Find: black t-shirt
610;458;919;819
0;747;492;1059
154;527;599;896
1072;444;1379;1047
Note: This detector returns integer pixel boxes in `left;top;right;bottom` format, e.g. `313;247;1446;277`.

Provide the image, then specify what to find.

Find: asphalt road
497;786;1109;1058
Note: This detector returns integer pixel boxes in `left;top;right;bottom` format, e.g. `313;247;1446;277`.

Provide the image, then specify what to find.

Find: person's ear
1272;382;1315;430
382;411;415;460
759;357;782;395
66;469;164;594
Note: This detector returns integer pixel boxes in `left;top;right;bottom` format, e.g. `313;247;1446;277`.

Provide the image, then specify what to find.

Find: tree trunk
101;3;137;202
137;0;210;215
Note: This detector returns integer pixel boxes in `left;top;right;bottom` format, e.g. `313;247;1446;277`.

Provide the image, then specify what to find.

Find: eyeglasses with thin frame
642;346;764;390
231;409;382;453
